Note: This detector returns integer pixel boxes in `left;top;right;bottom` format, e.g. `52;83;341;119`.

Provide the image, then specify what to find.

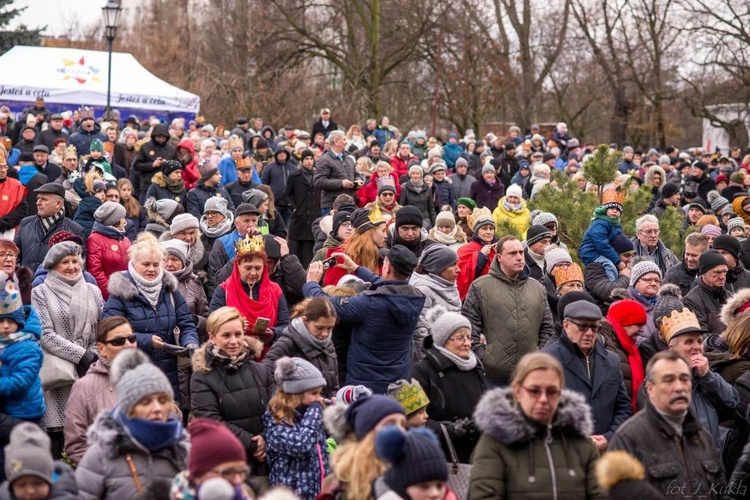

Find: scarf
128;261;164;309
290;317;332;355
46;270;98;344
206;342;251;370
169;260;194;283
435;345;478;371
219;260;283;356
114;406;184;452
607;315;645;412
501;197;522;212
431;226;458;245
527;248;545;271
165;175;185;194
592;205;622;228
629;286;657;305
0;331;34;349
39;207;64;236
410;179;424;192
200;213;233;239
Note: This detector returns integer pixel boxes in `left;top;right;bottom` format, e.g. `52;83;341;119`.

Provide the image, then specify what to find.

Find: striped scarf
39;208;64;236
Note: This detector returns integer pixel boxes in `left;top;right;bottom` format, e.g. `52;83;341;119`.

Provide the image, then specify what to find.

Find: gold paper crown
64;144;77;158
660;308;701;343
368;203;384;224
234;234;265;255
551;263;584;288
228;135;244;152
467;207;494;231
388;379;430;415
602;188;625;206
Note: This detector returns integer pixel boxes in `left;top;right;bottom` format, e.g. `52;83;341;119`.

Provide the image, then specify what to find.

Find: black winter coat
285;167;320;242
583;262;631;314
225;178;261;208
469;178;504;210
191;338;274;474
664;261;698;297
411;337;485;463
186;181;235;219
14;215;86;273
313;150;358;209
684;279;728;334
144;172;187;206
399;181;436;227
726;262;750;293
131;125;178;194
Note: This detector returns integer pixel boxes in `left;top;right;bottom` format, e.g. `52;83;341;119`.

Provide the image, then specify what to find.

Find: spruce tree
0;1;44;55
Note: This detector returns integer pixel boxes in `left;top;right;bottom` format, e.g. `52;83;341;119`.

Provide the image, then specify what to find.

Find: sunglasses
105;334;137;346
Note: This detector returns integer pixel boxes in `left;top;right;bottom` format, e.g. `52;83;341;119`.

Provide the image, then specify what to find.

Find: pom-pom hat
274;357;326;394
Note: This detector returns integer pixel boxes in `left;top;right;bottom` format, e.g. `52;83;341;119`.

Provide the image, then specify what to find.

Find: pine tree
0;1;44;55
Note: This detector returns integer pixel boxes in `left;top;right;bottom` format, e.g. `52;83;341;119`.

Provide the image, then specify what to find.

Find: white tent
0;45;200;117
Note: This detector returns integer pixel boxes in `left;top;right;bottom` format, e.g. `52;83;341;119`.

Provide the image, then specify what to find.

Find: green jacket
462;259;554;381
470;387;604;500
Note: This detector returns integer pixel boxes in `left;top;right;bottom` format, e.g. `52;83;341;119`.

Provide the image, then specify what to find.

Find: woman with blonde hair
469;352;602;499
345;124;366;151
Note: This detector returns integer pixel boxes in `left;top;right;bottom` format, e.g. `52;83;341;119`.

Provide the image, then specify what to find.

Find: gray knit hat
42;241;82;270
418;244;458;274
629;260;662;287
111;349;174;414
203;196;230;217
242;188;268;207
94;201;127;227
274;357;327;394
161;239;189;264
544;245;572;271
532;211;558;227
728;217;746;232
3;422;54;486
426;306;471;347
170;213;199;235
652;284;684;330
707;191;729;213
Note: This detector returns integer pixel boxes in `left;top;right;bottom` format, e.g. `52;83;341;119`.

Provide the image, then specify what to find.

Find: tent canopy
0;45;200;118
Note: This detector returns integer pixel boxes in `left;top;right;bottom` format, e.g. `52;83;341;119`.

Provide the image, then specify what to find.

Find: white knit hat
506;184;523;199
426;306;471;347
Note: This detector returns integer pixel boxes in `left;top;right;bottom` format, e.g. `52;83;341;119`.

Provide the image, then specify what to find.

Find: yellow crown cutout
228;135;244;152
467;207;493;231
235;234;265;255
392;380;430;415
660;308;701;342
368;203;384;224
0;148;6;167
602;187;625;206
551;263;584;287
65;144;78;158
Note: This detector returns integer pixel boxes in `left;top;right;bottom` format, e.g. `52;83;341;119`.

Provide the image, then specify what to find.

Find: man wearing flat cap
543;299;632;452
14;182;85;273
37;112;69;151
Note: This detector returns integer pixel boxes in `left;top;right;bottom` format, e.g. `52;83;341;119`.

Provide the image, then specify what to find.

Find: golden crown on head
228;135;244;152
602;187;625;206
467;207;493;231
0;148;6;167
64;144;77;158
660;308;701;342
368;203;384;224
551;263;584;287
235;234;265;255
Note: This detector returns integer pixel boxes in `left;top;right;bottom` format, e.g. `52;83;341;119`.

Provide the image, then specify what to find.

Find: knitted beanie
376;427;448;498
3;423;54;486
188;418;246;481
242;188;268;208
378;184;396;196
699;249;728;274
526;225;552;246
544;246;572;271
607;299;648;327
455;157;468;169
386;379;430;415
161;159;182;177
94;201;127;227
652;284;685;331
0;272;24;327
111;349;174;414
335;385;373;405
700;224;721;238
506;184;523;199
161;239;189;264
198;159;219;181
728;217;746;232
612;233;635;255
661;183;679;199
147;197;182;223
331;209;353;237
629;261;662;287
481;164;495;175
707;190;729;212
426;306;471;347
418;244;458;274
170;213;199;235
395;206;423;229
203;196;230;217
532;211;558;227
434;210;456;228
346;395;405;440
42;241;82;270
274;357;327;394
712;235;741;260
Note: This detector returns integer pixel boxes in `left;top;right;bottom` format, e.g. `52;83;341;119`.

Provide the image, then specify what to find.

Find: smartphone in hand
253;317;271;334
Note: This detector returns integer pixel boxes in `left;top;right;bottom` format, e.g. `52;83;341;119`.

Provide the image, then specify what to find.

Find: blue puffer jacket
442;142;464;169
72;178;102;238
578;217;623;266
302;267;425;393
102;271;199;401
0;306;45;419
263;403;331;500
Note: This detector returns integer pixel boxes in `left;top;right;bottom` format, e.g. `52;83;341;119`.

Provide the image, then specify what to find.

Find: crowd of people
3;98;750;499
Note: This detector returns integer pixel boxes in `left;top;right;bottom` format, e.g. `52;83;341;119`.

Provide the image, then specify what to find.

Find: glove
444;418;470;438
76;351;98;377
185;344;199;358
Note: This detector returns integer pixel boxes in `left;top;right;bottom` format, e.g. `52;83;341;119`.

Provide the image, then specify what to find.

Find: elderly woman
160;213;208;273
102;232;199;402
191;306;275;476
412;308;486;464
469;352;602;499
63;317;137;464
428;210;467;250
31;240;103;454
399;164;436;229
0;239;31;304
199;196;234;248
209;235;289;357
75;349;189;499
625;259;662;345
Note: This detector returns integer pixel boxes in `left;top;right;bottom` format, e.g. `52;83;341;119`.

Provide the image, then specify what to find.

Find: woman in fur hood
469;352;603;499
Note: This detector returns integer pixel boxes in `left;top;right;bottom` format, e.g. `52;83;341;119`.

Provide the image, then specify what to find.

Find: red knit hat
187;418;247;481
607;299;648;327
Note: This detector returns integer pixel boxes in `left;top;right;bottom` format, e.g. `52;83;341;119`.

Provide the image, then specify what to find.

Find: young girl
117;178;147;240
72;169;106;237
263;356;331;500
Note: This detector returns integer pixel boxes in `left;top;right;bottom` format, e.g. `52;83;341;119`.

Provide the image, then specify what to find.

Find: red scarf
607;314;645;412
456;241;494;301
220;260;282;358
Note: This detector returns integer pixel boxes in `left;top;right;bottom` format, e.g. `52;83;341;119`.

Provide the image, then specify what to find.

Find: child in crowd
263;357;331;500
578;187;627;280
387;379;430;429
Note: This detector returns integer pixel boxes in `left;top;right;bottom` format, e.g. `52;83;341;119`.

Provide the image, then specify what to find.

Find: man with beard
131;123;177;203
68;107;106;156
385;205;435;258
37;113;69;150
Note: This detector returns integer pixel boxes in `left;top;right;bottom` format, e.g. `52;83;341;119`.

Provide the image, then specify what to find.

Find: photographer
131;123;178;204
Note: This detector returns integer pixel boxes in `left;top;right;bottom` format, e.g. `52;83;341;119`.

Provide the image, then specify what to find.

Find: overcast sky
12;1;105;37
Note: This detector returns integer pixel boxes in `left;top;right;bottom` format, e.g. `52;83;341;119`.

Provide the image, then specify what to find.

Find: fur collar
151;171;167;187
146;207;171;228
159;230;205;265
191;337;264;373
107;270;178;301
474;387;593;445
721;287;750;327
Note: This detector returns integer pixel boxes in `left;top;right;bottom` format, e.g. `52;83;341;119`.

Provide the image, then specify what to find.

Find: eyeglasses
105;334;137;346
639;229;660;236
447;335;471;344
566;320;601;334
211;465;250;481
0;252;16;260
521;386;561;400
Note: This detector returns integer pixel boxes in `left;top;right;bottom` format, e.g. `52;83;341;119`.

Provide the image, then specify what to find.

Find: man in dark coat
131;123;178;203
384;206;436;259
712;234;750;293
664;233;707;297
225;164;261;208
36;113;69;150
68;110;106;156
261;146;296;225
32;145;61;185
303;246;425;393
691;161;717;204
311;108;338;138
14;152;48;217
186;161;234;219
285;150;320;269
684;250;730;335
14;183;86;273
313;130;359;214
542;300;633;452
609;351;726;498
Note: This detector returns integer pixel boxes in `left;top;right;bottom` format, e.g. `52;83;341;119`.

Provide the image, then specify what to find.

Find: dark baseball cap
380;245;417;276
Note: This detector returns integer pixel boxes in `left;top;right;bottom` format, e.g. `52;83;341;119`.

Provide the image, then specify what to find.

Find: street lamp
102;0;122;119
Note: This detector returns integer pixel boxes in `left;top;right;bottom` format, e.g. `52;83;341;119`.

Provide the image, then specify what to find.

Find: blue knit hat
346;395;405;439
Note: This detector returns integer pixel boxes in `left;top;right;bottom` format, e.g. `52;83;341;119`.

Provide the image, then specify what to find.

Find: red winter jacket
358;172;402;206
87;224;130;300
177;138;200;190
390;153;418;179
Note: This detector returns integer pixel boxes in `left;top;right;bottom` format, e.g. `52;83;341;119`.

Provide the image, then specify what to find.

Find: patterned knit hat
532;211;558;227
386;379;430;415
111;349;174;414
700;224;721;238
629;260;662;287
707;191;729;213
3;423;54;486
652;284;685;332
376;427;448;498
728;217;746;233
0;272;24;327
335;385;373;405
198;159;219;182
274;357;327;394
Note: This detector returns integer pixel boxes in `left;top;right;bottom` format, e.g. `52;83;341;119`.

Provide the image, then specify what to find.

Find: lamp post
102;0;123;120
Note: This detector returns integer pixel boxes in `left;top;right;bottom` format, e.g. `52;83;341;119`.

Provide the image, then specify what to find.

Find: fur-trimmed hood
158;229;205;265
151;171;168;187
644;165;666;187
321;285;359;298
474;387;593;445
191;337;264;373
721;287;750;327
146;206;171;228
107;270;178;301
